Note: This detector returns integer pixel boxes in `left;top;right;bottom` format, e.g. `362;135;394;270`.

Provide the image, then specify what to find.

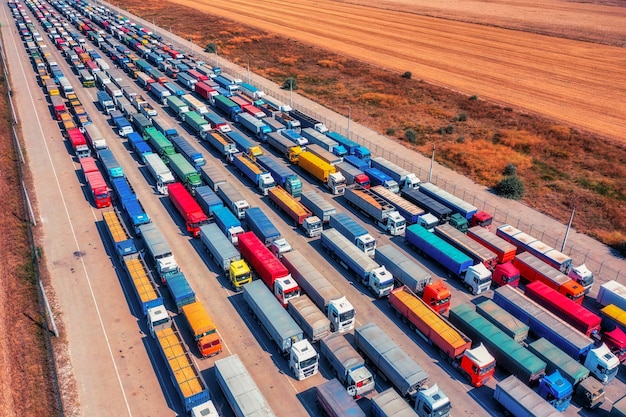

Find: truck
205;131;238;161
336;162;370;188
214;354;276;417
370;186;424;224
297;151;346;195
370;156;420;190
244;207;281;246
98;148;124;180
217;182;250;221
199;164;227;193
148;82;171;105
183;111;211;139
321;229;393;297
97;90;115;114
195;185;223;217
300;191;336;224
475;299;530;343
168;154;203;191
288;295;331;342
227;131;262;157
194;81;217;104
203;111;231;133
280;129;307;147
524;280;601;337
389;286;496;387
144;153;175;195
199;223;251;290
329;212;376;256
325;131;361;156
242;280;318;379
214;94;242;121
168;182;208;238
148;314;216;416
111;112;133;137
85;170;111;208
354;322;430;398
255;155;302;197
370;389;419;417
151;117;179;140
131;112;152;134
448;303;547;385
301;127;346;156
306;144;343;167
418;182;492;229
238;112;271;140
164;81;186;98
232;153;276;196
597;280;626;310
167;95;190;117
401;189;451;224
493;285;619;384
406;224;492;295
344;185;406;235
268;186;321;237
282;250;355;333
170;135;205;169
513;252;585;304
238;232;300;306
434;223;498;268
51;95;67;121
128;133;152;162
84;123;107;152
319;334;374;398
375;245;451;314
102;208;137;260
466;226;520;286
344;154;370;172
213;206;245;246
365;168;399;193
493;375;562;417
164;271;196;313
265;131;301;163
528;337;605;409
274;112;301;130
496;224;594;293
181;301;222;358
238;82;265;100
315;379;365;417
67;127;91;158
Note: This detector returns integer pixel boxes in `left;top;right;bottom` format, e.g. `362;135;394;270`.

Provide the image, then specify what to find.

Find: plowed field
168;0;626;142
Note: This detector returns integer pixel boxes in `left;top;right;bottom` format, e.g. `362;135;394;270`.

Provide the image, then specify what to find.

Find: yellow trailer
181;301;222;358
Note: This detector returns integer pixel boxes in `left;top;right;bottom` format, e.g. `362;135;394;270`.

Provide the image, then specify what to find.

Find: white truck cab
355;233;377;257
289;339;319;380
585;343;620;384
462;263;492;295
270;238;292;258
418;213;439;231
386;211;406;236
327;171;346;195
414;384;451;417
302;215;323;238
328;296;355;332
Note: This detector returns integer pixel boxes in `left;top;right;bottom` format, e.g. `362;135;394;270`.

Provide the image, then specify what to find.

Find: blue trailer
203;111;230;132
213;206;244;245
110;177;151;233
98;148;124;180
112;113;133;137
163;81;185;97
329;212;376;256
238;112;271;140
300;127;346;156
127;132;153;163
195;185;223;217
255;155;303;198
148;82;171;105
344;155;370;172
364;168;399;193
214;95;242;121
213;75;238;93
280;129;307;146
169;135;205;169
405;224;471;275
227;131;257;155
165;271;196;313
326;131;360;155
245;207;281;246
151;116;179;138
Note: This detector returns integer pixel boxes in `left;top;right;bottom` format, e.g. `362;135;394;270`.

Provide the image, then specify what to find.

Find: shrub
503;163;517;176
495;176;525;200
402;71;412;79
469;95;478;101
405;128;417;143
457;113;467;122
283;77;298;90
386;127;396;136
204;43;217;53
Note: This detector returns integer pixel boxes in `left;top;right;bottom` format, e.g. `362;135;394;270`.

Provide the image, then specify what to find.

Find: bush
469;95;478;101
386;127;396;136
494;175;525;200
503;163;517;176
204;43;217;53
283;77;298;90
402;71;412;79
405;128;417;143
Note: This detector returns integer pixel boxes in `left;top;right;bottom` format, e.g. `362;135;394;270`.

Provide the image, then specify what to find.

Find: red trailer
85;171;111;208
230;95;252;111
67;127;91;158
167;49;184;59
50;95;67;121
79;156;99;174
194;82;216;100
524;281;601;337
84;59;98;73
186;69;208;82
237;231;299;307
167;182;208;238
467;226;516;263
243;105;265;119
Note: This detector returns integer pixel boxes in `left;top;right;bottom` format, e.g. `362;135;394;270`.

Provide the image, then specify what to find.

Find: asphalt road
2;1;625;417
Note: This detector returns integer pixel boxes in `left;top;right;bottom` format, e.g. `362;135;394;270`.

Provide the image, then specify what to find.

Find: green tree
402;71;412;79
495;176;525;200
503;163;517;176
405;128;417;143
283;77;298;90
204;43;217;53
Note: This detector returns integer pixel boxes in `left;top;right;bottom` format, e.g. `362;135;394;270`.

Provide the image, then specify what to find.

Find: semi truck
232;153;275;196
405;224;492;295
227;131;262;157
320;229;393;298
67;127;91;158
110;178;150;234
287;295;331;342
144;127;176;162
289;109;328;133
97;90;115;114
280;129;307;146
274;112;301;130
85;170;111;208
268;186;321;237
329;212;376;256
214;354;276;417
238;231;300;307
300;191;336;224
111;111;133;137
297;151;346;195
354;322;431;399
389;286;495;387
127;132;153;163
466;226;520;287
597;280;626;310
199;164;227;192
364;167;399;193
513;252;585;304
418;182;493;230
238;112;271;140
199;223;251;290
214;94;242;121
401;189;451;224
242;280;318;379
316;379;365;417
181;94;208;115
203;110;231;133
493;375;561;417
244;207;281;246
335;162;370;188
434;224;497;269
370;156;420;190
255;155;302;197
181;301;222;358
144;153;175;195
205;131;238;162
282;250;355;332
344;185;406;235
83;123;107;151
183;111;210;139
475;299;530;343
213;206;245;245
194;186;223;217
217;182;250;220
167;182;208;238
164;271;196;313
326;131;368;158
301;127;346;156
306;143;343;166
265;132;301;163
344;155;369;172
170;135;205;169
374;245;451;314
497;224;594;293
371;186;424;224
319;333;374;398
168;153;202;191
449;303;547;385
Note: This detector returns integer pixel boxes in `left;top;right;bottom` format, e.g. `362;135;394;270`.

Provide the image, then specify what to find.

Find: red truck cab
470;211;493;230
422;280;451;315
491;261;520;287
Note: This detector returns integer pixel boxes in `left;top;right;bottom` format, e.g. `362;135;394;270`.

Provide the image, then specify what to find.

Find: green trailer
144;127;175;162
168;153;202;191
476;300;529;343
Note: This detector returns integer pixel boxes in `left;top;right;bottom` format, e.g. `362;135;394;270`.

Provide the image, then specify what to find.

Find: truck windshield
478;361;496;375
340;310;355;322
433;296;450;306
299;356;317;368
432;403;451;417
364;241;376;252
284;288;300;301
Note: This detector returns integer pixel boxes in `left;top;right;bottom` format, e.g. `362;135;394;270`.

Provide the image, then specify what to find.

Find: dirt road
168;0;626;142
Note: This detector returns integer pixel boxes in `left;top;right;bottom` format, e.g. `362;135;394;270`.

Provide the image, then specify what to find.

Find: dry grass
278;56;298;65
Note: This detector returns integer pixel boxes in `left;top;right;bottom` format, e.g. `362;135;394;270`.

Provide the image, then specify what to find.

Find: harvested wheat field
168;0;626;142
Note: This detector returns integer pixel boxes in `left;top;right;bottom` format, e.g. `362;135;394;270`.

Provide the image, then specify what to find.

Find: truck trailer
371;186;424;224
213;206;245;245
401;189;451;224
194;185;223;217
168;182;208;238
287;295;331;342
138;222;180;283
297;151;346;195
199;223;251;290
493;375;561;417
232;153;275;196
475;300;529;343
255;154;302;197
329;212;376;256
265;131;301;163
336;162;370;188
181;301;222;358
300;191;336;224
267;186;321;237
199;164;227;192
315;379;365;417
344;185;405;235
217;182;250;220
319;333;374;398
170;135;205;169
168;153;202;191
370;156;420;190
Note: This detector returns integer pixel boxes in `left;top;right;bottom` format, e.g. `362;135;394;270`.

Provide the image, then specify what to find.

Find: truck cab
275;276;301;306
462;263;492;295
328;296;356;332
422;281;451;315
289;339;319;380
303;216;323;238
367;266;394;298
417;213;439;231
401;173;421;190
147;305;171;337
232;200;250;220
492;262;520;287
229;259;252;291
386;211;406;236
459;344;495;387
270;238;293;258
156;255;180;284
328;171;346;195
584;343;620;384
569;264;594;294
356;233;377;257
413;384;451;417
537;370;573;411
470;211;493;230
449;213;469;233
601;327;626;363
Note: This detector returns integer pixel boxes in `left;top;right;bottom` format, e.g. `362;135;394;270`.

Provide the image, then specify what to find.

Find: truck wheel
330;323;336;332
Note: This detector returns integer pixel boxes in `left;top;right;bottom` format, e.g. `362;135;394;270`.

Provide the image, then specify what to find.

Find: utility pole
247;57;251;84
428;144;435;182
561;205;576;252
289;82;293;108
347;107;351;138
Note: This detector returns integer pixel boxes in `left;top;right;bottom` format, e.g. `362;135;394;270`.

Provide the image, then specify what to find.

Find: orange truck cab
422;280;451;315
181;301;222;358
